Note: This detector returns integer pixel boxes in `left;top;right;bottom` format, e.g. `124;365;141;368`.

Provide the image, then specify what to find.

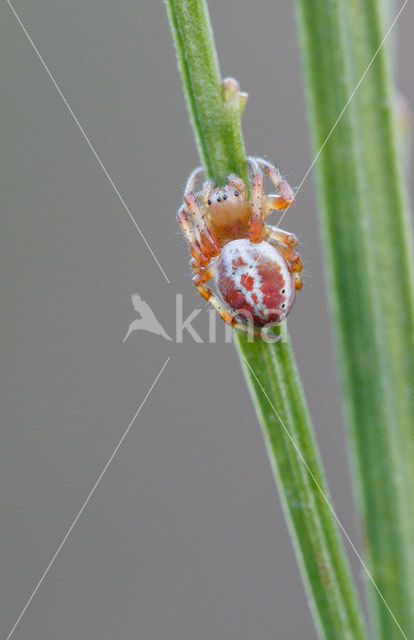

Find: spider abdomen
214;239;295;327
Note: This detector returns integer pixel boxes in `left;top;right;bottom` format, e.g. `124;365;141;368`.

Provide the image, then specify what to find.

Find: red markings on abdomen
214;239;295;327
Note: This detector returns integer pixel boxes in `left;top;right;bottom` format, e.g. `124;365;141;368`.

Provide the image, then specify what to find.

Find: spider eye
208;199;211;205
217;197;222;202
223;194;227;200
234;190;239;197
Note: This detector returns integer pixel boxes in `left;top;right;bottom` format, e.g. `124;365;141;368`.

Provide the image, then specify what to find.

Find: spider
177;156;302;341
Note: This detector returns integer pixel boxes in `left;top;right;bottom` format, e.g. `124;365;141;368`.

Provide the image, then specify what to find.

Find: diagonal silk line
275;0;408;230
5;0;170;284
5;357;170;640
243;356;408;640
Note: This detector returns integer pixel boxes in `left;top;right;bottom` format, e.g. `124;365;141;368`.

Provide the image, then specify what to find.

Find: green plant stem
295;0;414;637
237;329;368;640
165;0;248;185
166;1;368;637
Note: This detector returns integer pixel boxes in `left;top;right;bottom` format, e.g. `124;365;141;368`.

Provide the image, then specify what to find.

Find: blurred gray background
1;1;413;638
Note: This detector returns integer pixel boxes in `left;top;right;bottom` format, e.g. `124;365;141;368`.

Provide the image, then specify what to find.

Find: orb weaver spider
177;156;302;341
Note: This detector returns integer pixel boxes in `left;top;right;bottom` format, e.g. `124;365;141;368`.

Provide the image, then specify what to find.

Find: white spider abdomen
214;239;295;327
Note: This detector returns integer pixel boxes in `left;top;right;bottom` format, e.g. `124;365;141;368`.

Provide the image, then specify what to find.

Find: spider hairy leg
248;170;265;243
265;194;294;212
265;232;302;274
272;242;302;273
264;230;303;290
250;156;295;209
199;179;216;205
294;273;303;290
182;166;220;258
177;207;209;267
264;225;298;248
227;173;248;200
192;263;214;286
184;192;221;257
192;272;238;325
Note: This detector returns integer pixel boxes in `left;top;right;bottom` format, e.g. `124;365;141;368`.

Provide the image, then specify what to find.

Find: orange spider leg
288;270;302;290
199;179;216;206
177;207;209;267
184;171;221;258
250;156;294;209
184;192;221;257
266;233;303;291
274;243;302;273
227;173;249;200
264;224;298;248
192;264;239;325
183;166;216;217
247;158;265;243
265;194;293;213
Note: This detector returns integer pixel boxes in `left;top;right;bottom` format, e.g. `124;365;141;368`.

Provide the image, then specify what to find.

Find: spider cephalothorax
177;156;302;341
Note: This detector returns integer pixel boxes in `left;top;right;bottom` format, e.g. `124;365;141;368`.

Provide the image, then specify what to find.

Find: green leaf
294;0;414;637
165;1;368;637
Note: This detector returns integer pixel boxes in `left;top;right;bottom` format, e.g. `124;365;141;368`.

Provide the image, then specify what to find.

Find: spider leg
184;167;216;208
177;206;210;267
184;166;204;192
184;185;221;258
264;194;293;213
227;173;249;200
293;272;303;290
200;179;216;206
264;224;298;248
272;242;302;273
249;156;294;210
247;157;265;243
265;231;303;290
192;264;238;325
